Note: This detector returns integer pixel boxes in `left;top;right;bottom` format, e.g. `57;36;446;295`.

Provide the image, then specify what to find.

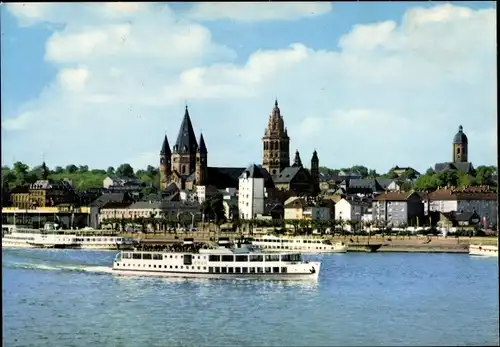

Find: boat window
242;267;248;274
117;238;122;241
209;255;221;262
249;267;256;274
281;267;287;273
273;267;280;273
265;267;271;273
184;254;193;265
235;267;241;273
265;255;280;262
122;253;131;259
153;254;163;260
249;255;263;262
175;265;178;269
221;255;234;262
132;253;142;260
221;267;227;274
143;253;152;260
235;255;248;262
209;267;214;273
215;267;220;273
228;267;234;273
257;267;264;273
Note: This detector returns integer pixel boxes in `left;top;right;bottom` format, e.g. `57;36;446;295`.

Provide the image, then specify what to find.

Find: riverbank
123;232;496;253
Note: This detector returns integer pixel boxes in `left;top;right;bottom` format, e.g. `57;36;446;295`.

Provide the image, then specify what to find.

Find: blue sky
1;2;496;173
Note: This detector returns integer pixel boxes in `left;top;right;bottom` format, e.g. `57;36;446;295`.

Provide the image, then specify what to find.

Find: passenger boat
2;224;137;250
112;240;321;281
251;234;347;253
469;244;498;257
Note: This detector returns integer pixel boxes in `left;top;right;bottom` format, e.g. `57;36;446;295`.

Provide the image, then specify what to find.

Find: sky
1;2;497;174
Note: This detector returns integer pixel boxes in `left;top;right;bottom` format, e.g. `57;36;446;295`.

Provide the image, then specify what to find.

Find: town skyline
1;2;496;172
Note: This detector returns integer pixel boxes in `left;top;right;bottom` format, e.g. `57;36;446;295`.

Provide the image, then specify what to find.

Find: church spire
293;150;302;167
160;134;171;155
198;133;207;153
173;105;198;153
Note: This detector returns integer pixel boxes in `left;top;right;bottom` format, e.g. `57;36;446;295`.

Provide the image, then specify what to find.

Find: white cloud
189;2;333;22
2;3;496;173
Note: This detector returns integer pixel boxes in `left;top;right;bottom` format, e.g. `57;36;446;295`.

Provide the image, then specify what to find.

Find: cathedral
159;101;320;196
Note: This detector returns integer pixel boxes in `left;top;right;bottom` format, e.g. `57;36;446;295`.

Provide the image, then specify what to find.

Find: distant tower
195;133;208;186
171;106;198;177
310;150;320;195
262;99;290;175
292;150;302;167
453;125;468;163
159;134;172;190
40;161;49;180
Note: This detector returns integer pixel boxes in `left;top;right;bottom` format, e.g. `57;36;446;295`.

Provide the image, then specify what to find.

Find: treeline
1;162;160;191
319;164;497;191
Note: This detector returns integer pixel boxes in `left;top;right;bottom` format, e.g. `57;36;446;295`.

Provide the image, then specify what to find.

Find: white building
238;164;265;220
427;187;498;228
334;197;371;222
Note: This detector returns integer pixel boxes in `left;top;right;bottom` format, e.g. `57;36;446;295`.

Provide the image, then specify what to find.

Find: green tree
116;163;135;178
106;166;115;176
66;164;78;173
457;171;475;188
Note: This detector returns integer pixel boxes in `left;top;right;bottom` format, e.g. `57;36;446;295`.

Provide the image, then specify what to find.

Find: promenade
118;232;497;253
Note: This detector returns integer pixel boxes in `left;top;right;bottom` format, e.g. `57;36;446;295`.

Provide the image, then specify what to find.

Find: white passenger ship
469;244;498;257
112;242;321;281
252;234;347;253
2;224;137;250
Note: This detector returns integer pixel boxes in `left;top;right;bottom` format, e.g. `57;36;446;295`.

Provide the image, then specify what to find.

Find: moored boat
112;240;321;281
251;234;347;253
469;244;498;257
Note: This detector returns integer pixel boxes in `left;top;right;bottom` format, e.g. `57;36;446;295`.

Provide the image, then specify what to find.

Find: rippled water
2;249;498;347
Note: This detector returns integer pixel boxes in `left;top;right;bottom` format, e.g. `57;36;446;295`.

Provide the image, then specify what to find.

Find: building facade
372;192;424;227
238;164;266;220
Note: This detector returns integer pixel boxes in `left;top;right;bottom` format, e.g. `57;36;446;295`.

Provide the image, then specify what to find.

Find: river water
2;249;498;346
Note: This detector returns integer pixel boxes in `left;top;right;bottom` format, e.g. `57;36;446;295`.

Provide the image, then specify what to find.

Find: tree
54;166;64;174
350;165;369;178
66;164;78;173
457;171;475;188
367;169;378;178
115;164;135;178
474;165;495;185
106;166;115;176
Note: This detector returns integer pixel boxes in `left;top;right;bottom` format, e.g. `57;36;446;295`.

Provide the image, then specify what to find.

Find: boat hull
112;267;320;281
469;244;498;257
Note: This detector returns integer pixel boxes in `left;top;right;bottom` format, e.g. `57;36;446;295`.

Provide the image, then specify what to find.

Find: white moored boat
469;244;498;257
252;234;347;253
2;224;137;250
112;241;321;281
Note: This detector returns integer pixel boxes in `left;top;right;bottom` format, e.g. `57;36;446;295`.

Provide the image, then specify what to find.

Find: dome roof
453;125;468;144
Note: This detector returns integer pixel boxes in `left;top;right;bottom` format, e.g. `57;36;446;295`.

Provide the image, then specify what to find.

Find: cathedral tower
195;133;208;185
310;150;319;195
171;106;198;176
262;99;290;175
452;125;468;163
292;150;302;167
159;134;172;190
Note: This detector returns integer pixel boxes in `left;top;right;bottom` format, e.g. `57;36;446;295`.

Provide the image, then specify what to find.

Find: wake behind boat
469;244;498;257
251;234;347;253
112;239;321;281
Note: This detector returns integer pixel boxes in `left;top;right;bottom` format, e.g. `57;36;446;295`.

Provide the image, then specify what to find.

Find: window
235;255;248;262
132;253;142;260
221;267;227;274
142;253;152;260
265;267;271;273
265;255;280;262
281;267;287;273
235;267;241;273
209;255;221;262
249;255;263;262
242;267;248;274
273;267;280;273
153;254;163;260
209;267;214;273
221;255;234;262
215;267;220;273
257;267;264;273
184;254;193;265
228;267;234;273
